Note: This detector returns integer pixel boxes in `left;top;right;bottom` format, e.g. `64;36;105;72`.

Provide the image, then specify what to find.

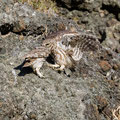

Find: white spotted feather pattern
22;29;101;77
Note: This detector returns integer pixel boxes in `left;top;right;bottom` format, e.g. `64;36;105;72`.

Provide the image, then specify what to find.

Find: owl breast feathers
23;29;101;77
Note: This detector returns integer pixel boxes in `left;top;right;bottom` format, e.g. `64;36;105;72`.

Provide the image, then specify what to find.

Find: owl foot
47;63;60;69
34;67;45;78
47;63;65;71
55;65;65;71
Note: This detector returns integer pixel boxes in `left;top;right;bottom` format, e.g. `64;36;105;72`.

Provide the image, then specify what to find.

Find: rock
59;0;72;8
102;20;120;51
106;18;117;27
102;0;120;9
113;64;119;70
12;19;26;33
118;13;120;21
102;106;113;120
0;0;120;120
95;96;108;111
56;0;101;11
99;60;111;72
0;47;6;54
84;104;101;120
29;112;37;119
112;61;120;70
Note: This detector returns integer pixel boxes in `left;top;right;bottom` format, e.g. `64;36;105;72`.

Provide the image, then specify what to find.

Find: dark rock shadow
14;60;33;76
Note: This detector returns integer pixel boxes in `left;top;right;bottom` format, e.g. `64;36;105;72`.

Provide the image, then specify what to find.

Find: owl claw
38;73;45;78
54;65;65;71
34;67;45;78
46;63;65;71
47;63;60;69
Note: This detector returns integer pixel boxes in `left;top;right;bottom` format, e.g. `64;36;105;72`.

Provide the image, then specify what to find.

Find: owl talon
46;63;65;71
47;63;60;69
55;65;65;71
34;67;45;78
38;73;45;78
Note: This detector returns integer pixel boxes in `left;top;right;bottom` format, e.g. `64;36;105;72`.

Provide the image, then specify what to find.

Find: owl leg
46;63;65;71
34;67;45;78
47;63;60;69
32;58;45;78
55;65;65;71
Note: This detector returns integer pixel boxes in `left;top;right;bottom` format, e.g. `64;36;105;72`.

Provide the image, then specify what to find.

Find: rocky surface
0;0;120;120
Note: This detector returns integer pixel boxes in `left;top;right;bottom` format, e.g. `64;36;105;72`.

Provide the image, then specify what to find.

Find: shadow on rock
14;61;33;76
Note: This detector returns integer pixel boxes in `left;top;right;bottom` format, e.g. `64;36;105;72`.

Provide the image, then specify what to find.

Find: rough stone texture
57;0;120;48
0;0;120;120
56;0;120;14
99;60;112;72
103;19;120;52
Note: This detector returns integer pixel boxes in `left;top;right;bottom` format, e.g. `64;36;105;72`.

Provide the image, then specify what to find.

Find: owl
23;29;101;77
23;46;50;77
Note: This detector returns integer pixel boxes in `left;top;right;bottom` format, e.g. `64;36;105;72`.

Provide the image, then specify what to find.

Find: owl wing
23;58;36;67
23;46;50;67
61;33;101;61
68;34;100;51
24;46;50;59
62;33;101;51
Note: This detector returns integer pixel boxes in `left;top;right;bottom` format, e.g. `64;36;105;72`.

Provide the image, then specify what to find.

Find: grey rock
0;1;120;120
0;48;6;54
118;13;120;21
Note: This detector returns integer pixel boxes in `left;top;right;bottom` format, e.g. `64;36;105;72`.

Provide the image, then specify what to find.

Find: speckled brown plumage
23;28;101;77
